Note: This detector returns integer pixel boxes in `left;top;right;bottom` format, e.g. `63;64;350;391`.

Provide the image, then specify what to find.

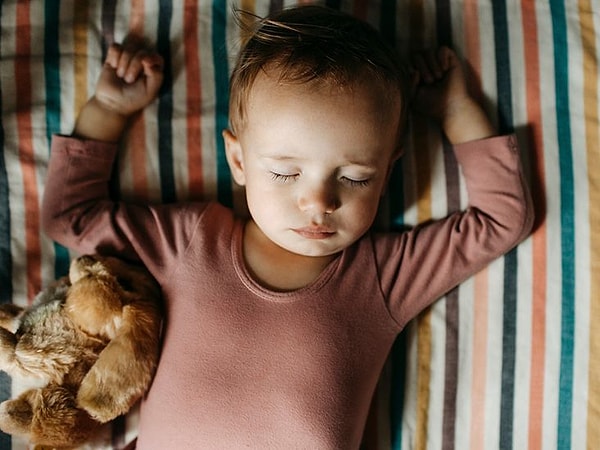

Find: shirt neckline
231;219;340;302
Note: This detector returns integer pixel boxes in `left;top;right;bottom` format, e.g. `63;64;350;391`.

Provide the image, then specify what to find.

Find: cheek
341;191;381;225
245;182;289;219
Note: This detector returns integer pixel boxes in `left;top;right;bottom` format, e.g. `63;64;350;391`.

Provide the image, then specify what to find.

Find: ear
222;129;246;186
78;300;162;423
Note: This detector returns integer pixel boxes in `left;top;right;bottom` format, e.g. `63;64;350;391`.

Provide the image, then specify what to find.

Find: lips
293;226;336;239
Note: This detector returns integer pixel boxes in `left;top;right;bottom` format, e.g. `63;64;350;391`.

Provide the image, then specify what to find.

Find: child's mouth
293;227;336;239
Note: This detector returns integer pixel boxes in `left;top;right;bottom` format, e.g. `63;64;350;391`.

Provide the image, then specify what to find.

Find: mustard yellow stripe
414;309;432;450
73;1;89;115
413;122;433;223
239;0;256;44
408;0;432;440
411;108;433;450
580;0;600;446
240;0;255;12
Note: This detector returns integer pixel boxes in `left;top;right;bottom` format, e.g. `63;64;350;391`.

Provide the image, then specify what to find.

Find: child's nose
298;184;339;214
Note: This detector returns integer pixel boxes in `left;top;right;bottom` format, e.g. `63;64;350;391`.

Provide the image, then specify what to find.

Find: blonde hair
228;5;411;139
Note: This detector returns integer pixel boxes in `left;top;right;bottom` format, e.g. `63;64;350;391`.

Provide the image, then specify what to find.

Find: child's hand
95;39;164;117
412;47;468;122
73;38;164;142
412;47;495;144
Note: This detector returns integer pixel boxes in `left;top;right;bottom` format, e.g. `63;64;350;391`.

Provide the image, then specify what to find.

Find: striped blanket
0;0;598;449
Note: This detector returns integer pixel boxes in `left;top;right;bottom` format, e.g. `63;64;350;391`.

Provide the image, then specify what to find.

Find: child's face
224;72;402;258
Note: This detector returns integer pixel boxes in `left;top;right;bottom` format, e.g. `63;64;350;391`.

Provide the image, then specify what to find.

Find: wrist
442;97;496;144
73;97;130;143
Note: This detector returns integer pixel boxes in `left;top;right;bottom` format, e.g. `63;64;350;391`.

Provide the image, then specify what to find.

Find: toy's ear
77;299;162;422
0;304;24;332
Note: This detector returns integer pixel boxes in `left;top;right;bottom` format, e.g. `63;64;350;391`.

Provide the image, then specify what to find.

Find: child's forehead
240;70;402;159
248;66;399;108
230;64;405;139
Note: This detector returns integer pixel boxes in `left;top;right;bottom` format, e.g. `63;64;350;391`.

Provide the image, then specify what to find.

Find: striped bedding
0;0;598;449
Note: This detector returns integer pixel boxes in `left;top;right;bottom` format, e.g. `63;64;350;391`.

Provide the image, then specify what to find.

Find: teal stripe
0;3;14;448
390;333;406;450
212;0;233;207
379;0;396;46
0;0;11;305
378;1;405;446
549;0;575;447
44;0;70;278
379;0;404;234
157;1;176;203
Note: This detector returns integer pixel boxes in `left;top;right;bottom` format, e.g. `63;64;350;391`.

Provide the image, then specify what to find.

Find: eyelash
342;177;370;188
269;172;370;188
270;172;299;183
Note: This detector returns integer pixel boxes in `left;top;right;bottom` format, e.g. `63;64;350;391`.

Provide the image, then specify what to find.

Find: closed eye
341;177;371;188
270;172;299;183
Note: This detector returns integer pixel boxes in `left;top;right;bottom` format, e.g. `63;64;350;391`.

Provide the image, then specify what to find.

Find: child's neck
242;220;337;292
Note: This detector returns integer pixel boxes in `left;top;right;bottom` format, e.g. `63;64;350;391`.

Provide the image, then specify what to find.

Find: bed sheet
0;0;598;449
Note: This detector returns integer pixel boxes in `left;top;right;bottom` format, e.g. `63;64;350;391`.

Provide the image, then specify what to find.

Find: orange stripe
462;3;490;448
520;2;547;449
129;0;145;32
185;0;203;199
127;0;149;200
580;0;600;445
73;1;89;114
470;269;489;450
15;1;41;302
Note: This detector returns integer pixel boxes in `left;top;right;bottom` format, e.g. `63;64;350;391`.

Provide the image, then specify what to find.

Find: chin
288;242;346;258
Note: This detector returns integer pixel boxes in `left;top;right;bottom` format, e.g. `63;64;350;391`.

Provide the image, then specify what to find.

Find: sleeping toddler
41;5;533;449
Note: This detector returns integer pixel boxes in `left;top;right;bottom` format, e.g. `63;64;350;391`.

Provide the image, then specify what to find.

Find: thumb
141;54;165;94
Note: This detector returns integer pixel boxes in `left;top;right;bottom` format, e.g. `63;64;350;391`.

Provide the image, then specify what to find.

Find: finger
412;54;433;83
116;47;136;78
424;50;443;80
141;53;164;76
115;36;145;78
438;46;456;71
105;43;122;69
122;49;151;83
141;54;165;94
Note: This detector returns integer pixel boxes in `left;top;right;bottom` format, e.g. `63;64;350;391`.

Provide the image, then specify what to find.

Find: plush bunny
0;254;162;447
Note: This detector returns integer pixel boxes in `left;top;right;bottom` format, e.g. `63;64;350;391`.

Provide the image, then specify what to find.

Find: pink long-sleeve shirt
42;134;533;449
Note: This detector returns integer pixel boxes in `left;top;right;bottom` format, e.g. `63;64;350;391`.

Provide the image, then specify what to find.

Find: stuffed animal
0;254;162;447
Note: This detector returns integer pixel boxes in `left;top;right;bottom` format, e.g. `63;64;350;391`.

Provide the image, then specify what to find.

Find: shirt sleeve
374;134;534;328
41;135;209;276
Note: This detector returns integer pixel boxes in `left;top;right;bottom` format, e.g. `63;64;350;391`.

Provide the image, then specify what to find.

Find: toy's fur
0;255;162;447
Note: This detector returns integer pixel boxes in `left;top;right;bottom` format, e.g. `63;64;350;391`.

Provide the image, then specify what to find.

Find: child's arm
42;40;207;273
412;47;495;144
73;40;164;142
375;48;534;326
